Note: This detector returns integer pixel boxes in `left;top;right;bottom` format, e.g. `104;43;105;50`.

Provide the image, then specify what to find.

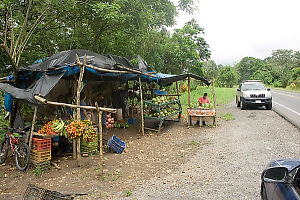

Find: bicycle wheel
0;139;9;164
14;142;30;171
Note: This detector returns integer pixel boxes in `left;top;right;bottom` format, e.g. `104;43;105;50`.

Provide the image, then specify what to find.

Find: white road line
273;101;300;117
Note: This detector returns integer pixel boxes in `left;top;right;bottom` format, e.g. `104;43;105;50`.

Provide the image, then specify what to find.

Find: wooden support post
212;77;216;126
188;75;191;108
131;80;135;118
75;54;86;167
139;77;144;135
28;106;38;150
175;81;180;99
95;102;104;175
72;112;76;160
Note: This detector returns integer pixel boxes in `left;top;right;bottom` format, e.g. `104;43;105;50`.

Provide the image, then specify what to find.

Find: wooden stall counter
187;107;216;128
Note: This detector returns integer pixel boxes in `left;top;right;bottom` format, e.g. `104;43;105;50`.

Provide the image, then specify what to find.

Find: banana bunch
52;119;65;133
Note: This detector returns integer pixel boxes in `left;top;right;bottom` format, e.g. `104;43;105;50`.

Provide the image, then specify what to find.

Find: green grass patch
222;113;235;121
270;87;300;93
180;87;236;117
189;140;200;146
125;190;132;197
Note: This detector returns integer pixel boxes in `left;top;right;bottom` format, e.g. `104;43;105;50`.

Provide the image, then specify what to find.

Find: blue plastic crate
107;135;126;154
128;118;136;125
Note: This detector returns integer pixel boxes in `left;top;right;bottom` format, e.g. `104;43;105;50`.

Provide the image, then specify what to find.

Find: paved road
271;89;300;128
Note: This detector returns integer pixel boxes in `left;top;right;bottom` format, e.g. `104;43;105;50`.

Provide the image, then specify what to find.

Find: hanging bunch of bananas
52;119;65;134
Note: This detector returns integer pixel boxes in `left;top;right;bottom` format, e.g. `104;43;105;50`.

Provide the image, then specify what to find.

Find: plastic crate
128;118;136;124
107;135;125;154
31;149;51;162
32;138;51;151
30;160;50;171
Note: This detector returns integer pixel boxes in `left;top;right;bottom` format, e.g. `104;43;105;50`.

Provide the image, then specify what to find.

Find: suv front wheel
266;104;272;110
241;99;246;110
236;96;241;107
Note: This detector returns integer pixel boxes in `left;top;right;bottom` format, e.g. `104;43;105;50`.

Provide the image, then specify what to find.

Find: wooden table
187;108;216;128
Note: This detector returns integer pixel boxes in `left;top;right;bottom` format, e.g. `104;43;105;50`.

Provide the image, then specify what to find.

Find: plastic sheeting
0;72;65;104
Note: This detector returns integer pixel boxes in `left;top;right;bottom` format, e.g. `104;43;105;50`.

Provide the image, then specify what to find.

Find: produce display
114;122;130;128
106;115;114;129
38;119;97;143
144;96;182;119
143;95;182;132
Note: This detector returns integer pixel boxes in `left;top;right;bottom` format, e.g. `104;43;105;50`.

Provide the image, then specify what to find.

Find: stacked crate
30;138;51;171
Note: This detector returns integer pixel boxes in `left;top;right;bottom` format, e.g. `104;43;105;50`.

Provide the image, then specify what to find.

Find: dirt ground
1;102;299;199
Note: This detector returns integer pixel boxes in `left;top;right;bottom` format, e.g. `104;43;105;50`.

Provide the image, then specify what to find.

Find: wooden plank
115;65;157;77
34;96;116;113
95;102;104;176
75;54;85;167
212;77;216;126
156;94;181;96
29;107;38;149
188;75;191;108
139;76;144;135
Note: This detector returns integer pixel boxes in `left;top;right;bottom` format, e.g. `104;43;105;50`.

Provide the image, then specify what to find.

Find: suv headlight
243;92;250;98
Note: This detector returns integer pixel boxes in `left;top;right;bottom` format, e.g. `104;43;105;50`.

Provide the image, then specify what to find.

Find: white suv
236;80;272;110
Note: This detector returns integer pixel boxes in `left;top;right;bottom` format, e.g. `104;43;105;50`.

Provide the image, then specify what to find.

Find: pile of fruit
148;107;178;118
38;120;60;135
65;120;84;139
151;96;173;105
114;122;130;128
200;103;214;109
106;115;114;129
38;119;97;143
82;120;96;143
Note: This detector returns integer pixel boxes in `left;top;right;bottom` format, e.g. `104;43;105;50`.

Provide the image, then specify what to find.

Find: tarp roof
0;49;210;106
19;49;147;72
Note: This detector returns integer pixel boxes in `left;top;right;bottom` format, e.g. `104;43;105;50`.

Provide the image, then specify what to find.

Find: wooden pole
131;80;135;118
34;96;116;113
28;106;37;150
72;111;76;160
212;77;216;126
75;54;86;167
115;65;157;77
175;81;180;99
139;77;144;135
188;75;191;108
95;102;104;175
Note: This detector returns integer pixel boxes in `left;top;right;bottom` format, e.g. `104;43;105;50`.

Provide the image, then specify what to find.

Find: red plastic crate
32;138;51;151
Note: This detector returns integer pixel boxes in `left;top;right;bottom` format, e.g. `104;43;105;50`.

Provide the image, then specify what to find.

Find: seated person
196;92;210;126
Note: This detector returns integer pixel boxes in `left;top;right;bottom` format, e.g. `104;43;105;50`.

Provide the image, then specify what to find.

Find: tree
265;49;299;87
216;66;238;88
235;57;265;82
204;60;218;80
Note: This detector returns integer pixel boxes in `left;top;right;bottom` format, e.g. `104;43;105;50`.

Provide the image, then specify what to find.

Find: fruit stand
187;106;216;128
143;96;182;132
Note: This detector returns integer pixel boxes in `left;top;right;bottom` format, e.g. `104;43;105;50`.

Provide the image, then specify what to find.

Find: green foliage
251;70;273;85
204;60;218;80
216;66;238;88
222;113;235;121
235;57;265;82
34;167;42;177
125;189;132;197
189;140;200;146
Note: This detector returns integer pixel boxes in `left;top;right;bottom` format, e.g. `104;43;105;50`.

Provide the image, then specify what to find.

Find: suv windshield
242;83;265;91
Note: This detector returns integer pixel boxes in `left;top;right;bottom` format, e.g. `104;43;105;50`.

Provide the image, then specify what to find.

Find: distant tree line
203;49;300;89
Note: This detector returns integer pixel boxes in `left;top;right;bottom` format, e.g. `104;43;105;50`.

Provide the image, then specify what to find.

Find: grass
180;87;236;117
125;189;132;197
34;167;42;177
270;87;300;93
189;140;200;146
222;113;235;121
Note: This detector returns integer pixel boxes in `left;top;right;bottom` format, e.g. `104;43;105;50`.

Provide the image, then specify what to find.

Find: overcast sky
173;0;300;66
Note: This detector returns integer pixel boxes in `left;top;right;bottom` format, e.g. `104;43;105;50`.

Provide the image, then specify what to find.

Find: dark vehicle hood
267;159;300;172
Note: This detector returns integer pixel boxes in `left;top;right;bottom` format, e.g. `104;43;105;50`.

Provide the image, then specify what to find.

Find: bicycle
0;127;30;171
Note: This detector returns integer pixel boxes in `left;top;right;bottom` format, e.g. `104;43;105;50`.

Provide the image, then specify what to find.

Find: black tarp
19;49;118;72
0;72;65;104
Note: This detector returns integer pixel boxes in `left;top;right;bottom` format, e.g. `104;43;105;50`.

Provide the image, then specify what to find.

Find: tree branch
12;0;32;62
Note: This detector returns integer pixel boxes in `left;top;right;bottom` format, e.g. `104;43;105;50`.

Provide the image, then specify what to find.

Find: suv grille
250;94;265;98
